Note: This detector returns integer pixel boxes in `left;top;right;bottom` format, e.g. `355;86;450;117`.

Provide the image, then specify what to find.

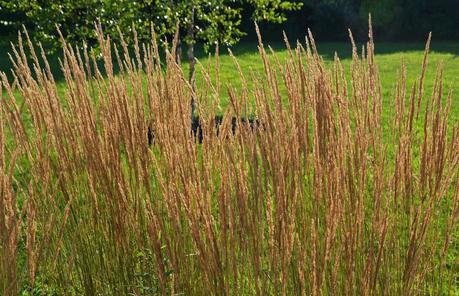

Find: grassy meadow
2;36;459;126
2;36;459;103
0;27;458;295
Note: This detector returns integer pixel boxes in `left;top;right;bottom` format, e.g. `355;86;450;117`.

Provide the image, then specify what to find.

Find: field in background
2;36;459;112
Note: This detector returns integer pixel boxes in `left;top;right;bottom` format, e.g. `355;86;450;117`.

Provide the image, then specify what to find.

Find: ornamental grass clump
0;21;458;295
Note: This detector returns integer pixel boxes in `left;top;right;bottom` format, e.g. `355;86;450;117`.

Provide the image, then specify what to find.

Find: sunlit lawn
2;38;458;151
5;37;458;118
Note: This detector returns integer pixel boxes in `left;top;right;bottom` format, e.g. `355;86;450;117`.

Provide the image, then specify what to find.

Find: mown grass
2;36;459;109
2;36;459;132
0;27;458;295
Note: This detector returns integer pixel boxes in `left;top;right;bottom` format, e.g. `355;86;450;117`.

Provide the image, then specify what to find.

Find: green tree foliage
0;0;105;48
246;0;459;42
359;0;397;27
0;3;27;34
0;0;302;51
310;0;459;39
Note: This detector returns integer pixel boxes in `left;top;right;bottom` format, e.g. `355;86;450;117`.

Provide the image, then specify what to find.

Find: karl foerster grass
0;21;458;295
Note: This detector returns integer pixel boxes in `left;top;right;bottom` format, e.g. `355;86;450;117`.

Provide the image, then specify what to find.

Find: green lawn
1;37;458;140
2;37;458;121
1;38;458;152
208;42;459;120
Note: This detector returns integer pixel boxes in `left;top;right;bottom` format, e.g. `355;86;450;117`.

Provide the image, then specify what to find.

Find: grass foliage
0;23;458;295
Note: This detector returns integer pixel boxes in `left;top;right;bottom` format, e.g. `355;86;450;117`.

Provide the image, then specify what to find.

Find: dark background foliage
1;0;458;44
247;0;459;42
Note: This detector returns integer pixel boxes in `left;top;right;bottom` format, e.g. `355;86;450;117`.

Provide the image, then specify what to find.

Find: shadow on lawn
231;39;459;60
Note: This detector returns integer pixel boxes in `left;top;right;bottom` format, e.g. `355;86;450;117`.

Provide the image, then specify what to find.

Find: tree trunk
187;3;196;117
170;0;182;62
177;38;182;63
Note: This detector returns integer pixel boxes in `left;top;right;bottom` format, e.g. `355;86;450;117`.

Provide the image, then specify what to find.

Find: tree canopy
0;0;302;50
3;0;458;48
